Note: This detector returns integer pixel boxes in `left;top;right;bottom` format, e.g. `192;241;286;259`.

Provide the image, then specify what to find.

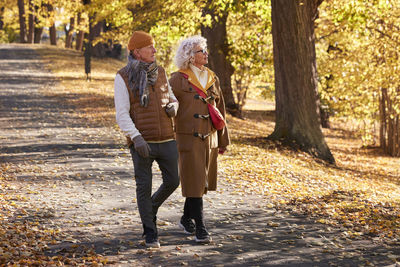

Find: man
114;31;179;248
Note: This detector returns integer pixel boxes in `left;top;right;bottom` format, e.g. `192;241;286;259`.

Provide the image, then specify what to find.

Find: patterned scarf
127;55;159;107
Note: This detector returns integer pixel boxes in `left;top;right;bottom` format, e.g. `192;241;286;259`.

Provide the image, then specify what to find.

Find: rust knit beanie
128;31;154;51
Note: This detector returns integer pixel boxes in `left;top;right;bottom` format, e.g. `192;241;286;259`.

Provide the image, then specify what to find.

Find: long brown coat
169;67;230;197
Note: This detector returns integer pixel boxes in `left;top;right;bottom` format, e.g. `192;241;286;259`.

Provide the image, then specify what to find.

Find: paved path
0;44;399;266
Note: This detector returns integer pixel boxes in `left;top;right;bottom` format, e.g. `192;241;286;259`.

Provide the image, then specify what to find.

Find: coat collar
179;67;216;93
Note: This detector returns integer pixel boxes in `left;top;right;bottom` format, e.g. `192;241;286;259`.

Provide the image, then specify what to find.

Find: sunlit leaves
227;0;273;101
0;0;19;42
316;0;400;146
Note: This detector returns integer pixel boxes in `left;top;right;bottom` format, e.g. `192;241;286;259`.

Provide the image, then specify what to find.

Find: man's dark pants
130;140;179;231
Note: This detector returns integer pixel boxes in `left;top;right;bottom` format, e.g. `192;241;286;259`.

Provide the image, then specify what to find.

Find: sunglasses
195;49;208;54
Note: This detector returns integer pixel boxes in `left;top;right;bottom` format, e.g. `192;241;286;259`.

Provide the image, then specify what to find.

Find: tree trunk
320;105;330;128
379;88;387;151
84;11;94;80
91;20;106;58
0;7;5;31
76;31;84;51
75;13;84;51
65;17;75;48
84;29;92;80
395;116;399;157
34;26;42;43
388;101;393;155
201;0;239;117
49;25;56;45
17;0;27;43
27;0;34;43
380;87;400;156
84;35;91;79
83;0;92;79
269;0;334;164
33;3;42;43
47;3;56;45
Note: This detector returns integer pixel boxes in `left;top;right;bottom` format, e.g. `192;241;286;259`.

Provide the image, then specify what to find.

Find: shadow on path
1;44;398;267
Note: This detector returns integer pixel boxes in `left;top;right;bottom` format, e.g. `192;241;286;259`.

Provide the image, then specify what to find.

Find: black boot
179;198;195;234
191;197;211;243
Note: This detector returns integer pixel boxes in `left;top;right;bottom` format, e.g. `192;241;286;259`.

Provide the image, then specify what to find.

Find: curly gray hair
174;35;207;70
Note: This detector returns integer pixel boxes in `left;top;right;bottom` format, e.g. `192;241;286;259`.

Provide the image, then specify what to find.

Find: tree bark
395;119;398;156
33;3;42;44
379;88;387;150
83;0;92;79
65;17;75;48
34;26;42;43
47;3;56;45
320;105;330;128
17;0;27;43
269;0;335;164
0;7;4;31
91;20;106;58
201;0;239;117
84;35;91;79
49;24;56;45
75;12;84;51
380;87;400;156
27;0;34;43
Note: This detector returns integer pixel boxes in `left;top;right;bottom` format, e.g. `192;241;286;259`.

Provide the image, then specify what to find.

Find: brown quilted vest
117;65;175;146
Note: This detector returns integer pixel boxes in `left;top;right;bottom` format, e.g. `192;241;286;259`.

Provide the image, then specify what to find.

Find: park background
0;0;400;266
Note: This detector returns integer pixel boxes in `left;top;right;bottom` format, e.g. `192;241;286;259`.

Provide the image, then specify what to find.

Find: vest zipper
156;86;161;137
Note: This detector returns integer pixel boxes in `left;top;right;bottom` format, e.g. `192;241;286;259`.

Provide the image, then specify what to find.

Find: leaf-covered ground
226;115;400;240
37;44;400;242
1;44;399;266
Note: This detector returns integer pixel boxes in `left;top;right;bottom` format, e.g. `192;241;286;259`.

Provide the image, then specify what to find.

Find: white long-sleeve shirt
114;71;178;141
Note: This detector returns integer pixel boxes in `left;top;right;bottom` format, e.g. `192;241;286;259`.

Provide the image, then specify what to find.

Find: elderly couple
114;31;230;248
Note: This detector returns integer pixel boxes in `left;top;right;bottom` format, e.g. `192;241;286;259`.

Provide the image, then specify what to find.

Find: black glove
132;135;151;158
165;102;178;117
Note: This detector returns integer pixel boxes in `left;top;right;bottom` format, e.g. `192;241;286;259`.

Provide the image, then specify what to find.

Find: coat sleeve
168;72;182;100
165;69;178;104
214;76;230;148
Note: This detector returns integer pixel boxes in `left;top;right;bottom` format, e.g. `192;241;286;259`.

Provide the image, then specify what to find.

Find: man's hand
133;135;151;158
165;102;178;117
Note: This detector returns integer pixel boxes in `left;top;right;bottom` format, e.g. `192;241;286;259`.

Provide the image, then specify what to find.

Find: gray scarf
127;55;158;107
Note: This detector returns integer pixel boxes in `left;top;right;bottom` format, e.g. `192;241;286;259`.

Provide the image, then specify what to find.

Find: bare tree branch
366;26;400;46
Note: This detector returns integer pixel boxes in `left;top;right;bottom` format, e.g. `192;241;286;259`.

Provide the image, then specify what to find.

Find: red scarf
180;73;225;130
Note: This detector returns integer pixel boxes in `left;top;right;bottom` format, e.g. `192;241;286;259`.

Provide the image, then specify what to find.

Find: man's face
135;44;157;63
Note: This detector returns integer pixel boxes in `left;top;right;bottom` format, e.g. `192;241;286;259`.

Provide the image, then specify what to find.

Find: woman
169;35;230;243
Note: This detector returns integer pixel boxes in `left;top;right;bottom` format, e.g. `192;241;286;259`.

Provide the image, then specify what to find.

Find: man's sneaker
179;216;195;234
195;226;211;243
143;227;160;248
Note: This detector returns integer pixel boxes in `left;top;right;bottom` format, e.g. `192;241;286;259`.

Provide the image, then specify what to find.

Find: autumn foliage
1;45;399;265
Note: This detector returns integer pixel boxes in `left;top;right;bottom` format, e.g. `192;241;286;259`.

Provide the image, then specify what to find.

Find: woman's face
192;45;208;67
